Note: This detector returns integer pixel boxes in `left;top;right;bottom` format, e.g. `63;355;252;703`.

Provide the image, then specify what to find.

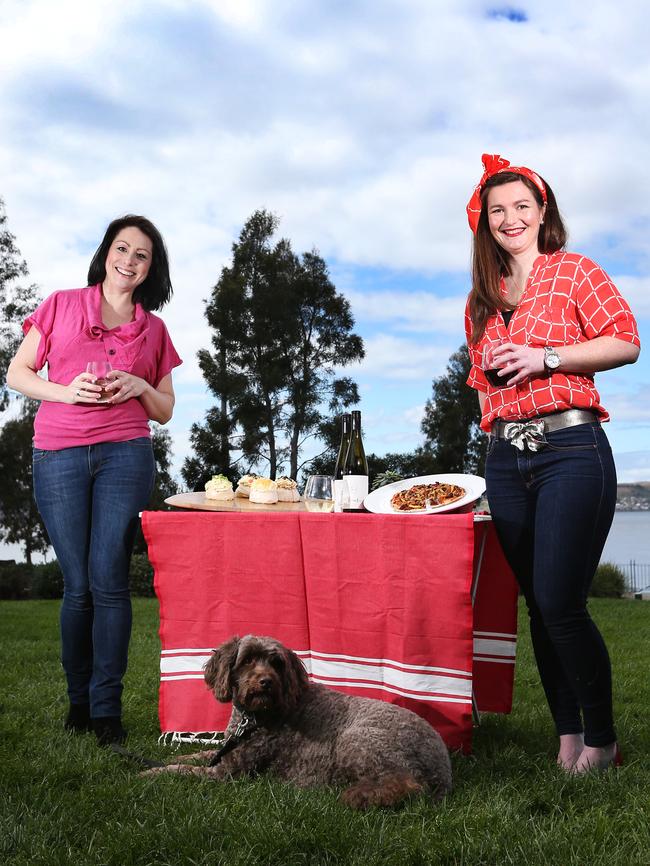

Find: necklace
506;273;526;305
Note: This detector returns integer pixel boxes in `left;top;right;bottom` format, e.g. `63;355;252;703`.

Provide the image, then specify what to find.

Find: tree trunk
290;424;300;479
264;396;277;478
218;346;230;468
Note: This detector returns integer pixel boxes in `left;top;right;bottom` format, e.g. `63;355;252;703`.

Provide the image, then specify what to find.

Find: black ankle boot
92;716;127;746
64;702;91;733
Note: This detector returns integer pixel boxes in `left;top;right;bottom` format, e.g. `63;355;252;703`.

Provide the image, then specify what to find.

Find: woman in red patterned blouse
465;154;640;773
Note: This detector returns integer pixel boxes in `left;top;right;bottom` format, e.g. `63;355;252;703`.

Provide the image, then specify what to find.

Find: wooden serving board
164;492;307;512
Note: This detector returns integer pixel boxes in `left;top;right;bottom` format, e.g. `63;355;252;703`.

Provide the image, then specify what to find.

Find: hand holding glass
481;340;508;388
304;475;335;513
86;360;113;402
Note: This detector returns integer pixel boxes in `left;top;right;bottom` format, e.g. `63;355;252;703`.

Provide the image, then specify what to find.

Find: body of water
600;511;650;566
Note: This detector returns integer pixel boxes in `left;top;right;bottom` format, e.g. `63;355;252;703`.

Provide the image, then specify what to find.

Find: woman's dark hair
468;172;568;343
87;214;173;311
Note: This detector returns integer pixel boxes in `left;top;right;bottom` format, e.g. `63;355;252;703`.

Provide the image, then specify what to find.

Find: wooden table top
163;492;491;520
164;492;307;512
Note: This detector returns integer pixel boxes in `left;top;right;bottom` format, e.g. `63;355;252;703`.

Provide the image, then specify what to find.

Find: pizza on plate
390;481;466;512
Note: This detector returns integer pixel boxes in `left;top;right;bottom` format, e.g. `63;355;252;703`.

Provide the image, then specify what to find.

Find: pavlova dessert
276;476;300;502
248;477;279;504
235;473;259;498
204;474;235;501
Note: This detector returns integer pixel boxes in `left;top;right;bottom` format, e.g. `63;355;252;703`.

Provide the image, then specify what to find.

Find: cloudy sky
1;0;649;482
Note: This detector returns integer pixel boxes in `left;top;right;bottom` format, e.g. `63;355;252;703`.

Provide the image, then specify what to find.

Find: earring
540;219;544;225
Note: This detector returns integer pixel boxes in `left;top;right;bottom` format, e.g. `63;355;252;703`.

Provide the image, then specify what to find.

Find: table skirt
143;510;518;753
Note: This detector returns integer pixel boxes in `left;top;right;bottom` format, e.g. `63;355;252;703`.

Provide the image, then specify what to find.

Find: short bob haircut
87;215;173;311
468;172;568;344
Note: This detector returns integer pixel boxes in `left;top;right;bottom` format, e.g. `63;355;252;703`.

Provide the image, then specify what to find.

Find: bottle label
333;478;348;512
344;475;368;510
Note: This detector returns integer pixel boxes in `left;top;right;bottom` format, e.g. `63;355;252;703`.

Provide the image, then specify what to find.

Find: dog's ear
282;644;310;713
204;635;240;702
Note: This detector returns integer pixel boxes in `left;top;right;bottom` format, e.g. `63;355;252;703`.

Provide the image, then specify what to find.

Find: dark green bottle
333;413;351;512
342;410;369;511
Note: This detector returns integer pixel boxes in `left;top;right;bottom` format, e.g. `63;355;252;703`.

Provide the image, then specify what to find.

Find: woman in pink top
7;215;182;746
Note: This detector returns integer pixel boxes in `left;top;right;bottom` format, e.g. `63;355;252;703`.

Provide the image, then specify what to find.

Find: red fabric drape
143;511;517;754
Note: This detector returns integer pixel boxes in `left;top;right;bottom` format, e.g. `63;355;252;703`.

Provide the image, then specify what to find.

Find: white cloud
613;451;650;483
347;289;466;334
601;387;650;423
612;276;650;318
355;333;454;382
1;0;649;478
404;404;425;427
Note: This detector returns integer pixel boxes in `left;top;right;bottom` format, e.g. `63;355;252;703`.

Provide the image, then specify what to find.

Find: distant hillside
617;482;650;511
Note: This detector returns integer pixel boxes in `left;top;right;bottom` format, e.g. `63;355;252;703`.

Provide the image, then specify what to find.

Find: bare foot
572;742;620;774
557;733;584;770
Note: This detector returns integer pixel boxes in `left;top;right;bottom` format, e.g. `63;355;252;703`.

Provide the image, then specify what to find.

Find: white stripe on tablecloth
301;655;471;700
161;647;217;655
472;637;516;659
160;648;473;704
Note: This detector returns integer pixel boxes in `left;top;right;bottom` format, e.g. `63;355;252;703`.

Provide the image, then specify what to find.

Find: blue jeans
33;438;155;718
485;422;617;747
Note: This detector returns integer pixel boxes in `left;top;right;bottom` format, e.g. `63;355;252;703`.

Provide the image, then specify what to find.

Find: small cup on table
304;475;335;513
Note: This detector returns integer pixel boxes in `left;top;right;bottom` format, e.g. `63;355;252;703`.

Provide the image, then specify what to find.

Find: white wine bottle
333;413;351;512
342;410;369;511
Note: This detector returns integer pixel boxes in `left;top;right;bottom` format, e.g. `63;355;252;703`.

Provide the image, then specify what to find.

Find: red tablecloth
142;511;518;753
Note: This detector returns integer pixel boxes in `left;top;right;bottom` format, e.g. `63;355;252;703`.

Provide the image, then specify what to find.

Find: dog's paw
140;763;194;777
140;765;167;777
172;750;220;764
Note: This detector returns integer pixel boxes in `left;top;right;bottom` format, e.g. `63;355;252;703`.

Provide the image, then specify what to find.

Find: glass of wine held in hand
304;475;335;513
481;339;509;388
86;360;113;402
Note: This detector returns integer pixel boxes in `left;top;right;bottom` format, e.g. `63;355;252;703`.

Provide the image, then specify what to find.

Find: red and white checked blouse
465;252;640;432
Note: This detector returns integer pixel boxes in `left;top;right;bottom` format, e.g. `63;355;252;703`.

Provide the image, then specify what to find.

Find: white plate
363;473;486;515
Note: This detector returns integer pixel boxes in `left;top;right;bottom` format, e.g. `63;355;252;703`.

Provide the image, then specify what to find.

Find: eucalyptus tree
183;209;363;485
0;197;41;410
0;401;49;564
421;344;486;475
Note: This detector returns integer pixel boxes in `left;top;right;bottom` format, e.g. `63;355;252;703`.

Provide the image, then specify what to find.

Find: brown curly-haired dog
146;634;452;809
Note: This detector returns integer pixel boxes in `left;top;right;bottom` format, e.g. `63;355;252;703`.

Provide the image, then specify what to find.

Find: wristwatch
543;346;561;371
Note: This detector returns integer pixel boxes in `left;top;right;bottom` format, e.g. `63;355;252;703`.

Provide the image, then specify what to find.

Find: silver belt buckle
502;419;547;451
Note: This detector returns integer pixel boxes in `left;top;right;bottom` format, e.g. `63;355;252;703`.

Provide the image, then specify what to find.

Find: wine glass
304;475;335;513
481;339;508;388
86;360;113;402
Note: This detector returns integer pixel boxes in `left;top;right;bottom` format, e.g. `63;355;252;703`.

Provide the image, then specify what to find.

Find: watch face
545;348;561;369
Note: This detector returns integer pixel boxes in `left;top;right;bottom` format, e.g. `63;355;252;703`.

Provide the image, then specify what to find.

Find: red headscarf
466;153;547;233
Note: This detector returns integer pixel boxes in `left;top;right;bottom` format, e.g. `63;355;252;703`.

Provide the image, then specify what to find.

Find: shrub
0;562;33;599
371;471;404;491
31;561;64;599
129;553;155;597
591;562;625;598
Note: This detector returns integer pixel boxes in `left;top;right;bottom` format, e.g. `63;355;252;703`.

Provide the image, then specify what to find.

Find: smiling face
103;225;153;295
486;179;546;260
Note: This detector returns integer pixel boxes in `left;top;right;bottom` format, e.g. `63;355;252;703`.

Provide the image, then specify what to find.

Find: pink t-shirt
24;284;182;449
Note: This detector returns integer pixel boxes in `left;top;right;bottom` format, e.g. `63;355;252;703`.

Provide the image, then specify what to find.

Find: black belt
491;410;598;452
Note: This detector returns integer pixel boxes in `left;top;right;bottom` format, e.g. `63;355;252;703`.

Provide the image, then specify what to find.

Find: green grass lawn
1;598;648;866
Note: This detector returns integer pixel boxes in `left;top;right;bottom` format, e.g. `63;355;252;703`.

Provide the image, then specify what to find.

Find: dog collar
208;707;258;767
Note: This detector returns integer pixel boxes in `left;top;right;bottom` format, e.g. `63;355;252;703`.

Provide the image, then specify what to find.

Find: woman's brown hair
87;214;173;311
468;172;567;344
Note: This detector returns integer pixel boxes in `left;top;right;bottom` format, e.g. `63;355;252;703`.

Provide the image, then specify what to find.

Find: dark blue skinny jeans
33;438;155;719
485;421;617;747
